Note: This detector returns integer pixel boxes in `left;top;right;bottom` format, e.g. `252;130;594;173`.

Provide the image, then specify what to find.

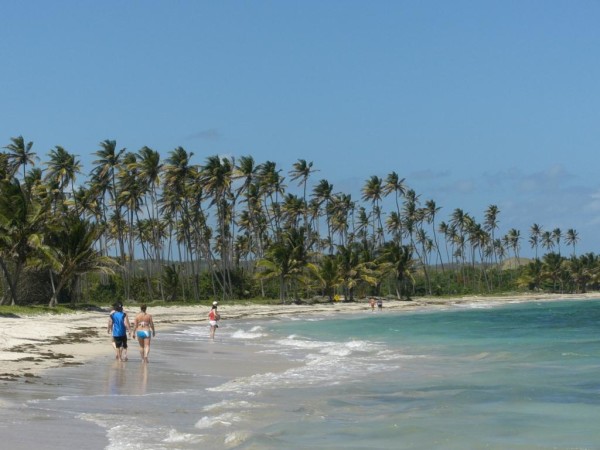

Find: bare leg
137;337;145;361
143;338;151;362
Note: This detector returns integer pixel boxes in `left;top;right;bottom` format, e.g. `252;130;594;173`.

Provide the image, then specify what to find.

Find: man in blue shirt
107;302;131;361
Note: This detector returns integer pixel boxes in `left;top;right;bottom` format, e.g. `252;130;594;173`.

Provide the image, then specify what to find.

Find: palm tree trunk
280;275;286;303
0;259;20;306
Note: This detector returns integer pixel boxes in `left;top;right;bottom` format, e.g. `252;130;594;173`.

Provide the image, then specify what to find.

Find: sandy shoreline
1;292;598;382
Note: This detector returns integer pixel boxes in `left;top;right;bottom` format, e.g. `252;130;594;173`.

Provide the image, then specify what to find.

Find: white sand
1;293;597;381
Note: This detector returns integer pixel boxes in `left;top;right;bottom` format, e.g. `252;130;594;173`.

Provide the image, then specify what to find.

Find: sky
1;1;599;257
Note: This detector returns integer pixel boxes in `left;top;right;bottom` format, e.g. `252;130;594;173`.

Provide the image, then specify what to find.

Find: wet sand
0;316;302;449
1;293;598;381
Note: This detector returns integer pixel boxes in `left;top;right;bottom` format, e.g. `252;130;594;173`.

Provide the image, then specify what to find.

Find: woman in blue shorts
131;304;155;363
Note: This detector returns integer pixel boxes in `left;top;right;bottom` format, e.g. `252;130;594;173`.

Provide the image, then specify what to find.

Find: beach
0;293;597;382
2;293;600;449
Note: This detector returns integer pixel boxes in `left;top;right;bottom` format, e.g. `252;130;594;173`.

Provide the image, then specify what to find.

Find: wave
208;334;403;395
79;413;205;449
230;326;266;339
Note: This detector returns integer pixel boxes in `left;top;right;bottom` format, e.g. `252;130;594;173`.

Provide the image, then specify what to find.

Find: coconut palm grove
0;135;594;307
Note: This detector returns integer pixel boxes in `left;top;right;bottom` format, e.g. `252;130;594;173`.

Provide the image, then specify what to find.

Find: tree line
0;135;594;307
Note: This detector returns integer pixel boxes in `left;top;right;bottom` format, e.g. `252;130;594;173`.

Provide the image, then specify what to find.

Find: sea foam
231;326;266;339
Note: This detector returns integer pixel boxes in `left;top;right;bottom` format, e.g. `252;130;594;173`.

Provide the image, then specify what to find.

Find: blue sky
2;1;599;256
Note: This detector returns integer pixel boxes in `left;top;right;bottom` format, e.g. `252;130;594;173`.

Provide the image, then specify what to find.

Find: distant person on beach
131;304;155;363
369;297;376;311
208;302;220;340
377;298;383;311
108;302;130;361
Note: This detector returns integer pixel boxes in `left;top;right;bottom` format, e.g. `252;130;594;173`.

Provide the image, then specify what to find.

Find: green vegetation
0;136;595;308
0;304;94;317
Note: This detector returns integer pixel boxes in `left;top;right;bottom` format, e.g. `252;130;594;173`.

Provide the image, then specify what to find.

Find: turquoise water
231;300;600;449
2;299;600;449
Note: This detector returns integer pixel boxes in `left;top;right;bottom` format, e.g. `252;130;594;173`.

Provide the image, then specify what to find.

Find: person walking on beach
369;297;376;312
131;304;155;363
377;298;383;311
108;302;130;361
208;302;220;340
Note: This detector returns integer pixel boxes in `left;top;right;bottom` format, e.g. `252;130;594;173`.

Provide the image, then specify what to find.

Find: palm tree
234;156;267;269
425;199;444;271
118;151;148;297
234;156;268;266
552;228;562;255
199;155;235;298
91;139;127;289
255;227;311;302
234;156;257;196
382;171;406;243
571;252;598;292
415;227;433;294
73;185;101;223
312;179;334;253
518;258;543;291
355;206;370;244
24;167;44;198
493;238;506;267
565;228;579;257
505;228;521;262
361;175;384;246
309;254;340;301
336;243;378;301
467;220;492;291
563;255;590;293
281;193;304;228
289;159;317;229
40;216;118;306
449;209;468;262
449;208;468;284
329;193;354;247
135;146;164;297
161;146;202;301
257;161;286;236
378;241;415;300
542;252;565;292
0;153;9;179
529;224;543;260
161;264;180;301
4;136;37;180
385;211;403;244
45;146;82;214
541;231;554;254
484;205;500;266
0;177;49;305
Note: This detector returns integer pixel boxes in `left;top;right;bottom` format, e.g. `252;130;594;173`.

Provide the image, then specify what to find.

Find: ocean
2;298;600;449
